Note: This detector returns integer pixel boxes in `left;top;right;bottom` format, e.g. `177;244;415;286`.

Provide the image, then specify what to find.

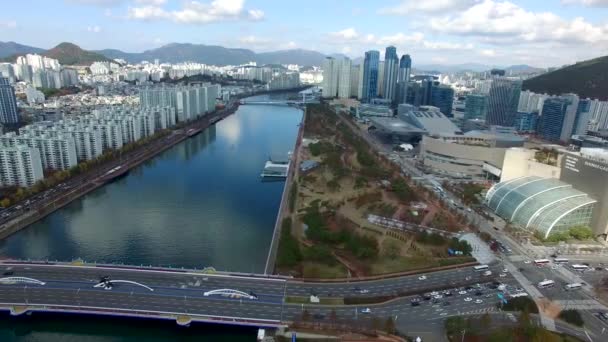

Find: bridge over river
0;261;508;329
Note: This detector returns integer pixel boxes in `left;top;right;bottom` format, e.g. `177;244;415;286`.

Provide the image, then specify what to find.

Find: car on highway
465;276;472;281
524;260;532;264
359;289;370;294
475;299;483;304
598;312;608;321
2;271;14;276
433;294;443;299
502;268;508;273
423;294;432;300
442;301;451;306
464;297;472;302
475;291;483;296
443;291;453;297
313;313;325;320
418;275;427;280
458;290;467;295
499;273;507;278
361;308;371;314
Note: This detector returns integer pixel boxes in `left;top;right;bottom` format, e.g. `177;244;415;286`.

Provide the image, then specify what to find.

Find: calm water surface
0;99;302;340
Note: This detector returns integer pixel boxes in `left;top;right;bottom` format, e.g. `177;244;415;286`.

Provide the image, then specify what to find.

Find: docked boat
261;153;292;178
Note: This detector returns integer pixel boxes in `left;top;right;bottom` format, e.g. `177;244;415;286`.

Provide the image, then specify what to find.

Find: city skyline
0;1;607;67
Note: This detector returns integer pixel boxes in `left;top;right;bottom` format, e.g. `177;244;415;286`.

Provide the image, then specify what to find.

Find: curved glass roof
486;176;597;238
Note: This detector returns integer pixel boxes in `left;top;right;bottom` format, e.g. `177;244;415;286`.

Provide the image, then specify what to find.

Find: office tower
514;111;539;133
337;57;351;99
464;94;488;120
0;145;44;187
574;99;592;135
349;65;360;98
490;69;506;76
538;97;572;142
0;77;20;124
0;64;15;83
357;64;364;100
396;54;411;104
431;84;455;117
486;77;522;126
322;57;338;98
383;46;399;103
558;93;581;142
361;50;380;102
377;61;385;98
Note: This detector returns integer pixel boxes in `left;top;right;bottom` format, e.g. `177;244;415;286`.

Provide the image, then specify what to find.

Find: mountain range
1;41;543;73
522;55;608;101
0;42;112;66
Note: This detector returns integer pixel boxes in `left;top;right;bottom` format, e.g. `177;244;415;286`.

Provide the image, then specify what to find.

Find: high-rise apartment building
322;57;338;98
377;61;385;98
361;51;380;102
0;77;20;124
486;77;522;126
0;145;43;187
396;55;411;104
349;65;360;98
382;46;399;104
337;57;351;99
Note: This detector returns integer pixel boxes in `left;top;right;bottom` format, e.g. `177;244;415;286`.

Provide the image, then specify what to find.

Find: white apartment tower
0;145;44;187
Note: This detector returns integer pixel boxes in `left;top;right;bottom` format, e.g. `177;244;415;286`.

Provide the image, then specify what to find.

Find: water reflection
0;105;302;272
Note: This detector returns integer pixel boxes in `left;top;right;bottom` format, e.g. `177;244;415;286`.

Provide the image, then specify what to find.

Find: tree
383;240;401;258
568;226;593;240
558;309;584;327
0;198;10;208
384;317;396;334
480;312;492;327
444;316;466;336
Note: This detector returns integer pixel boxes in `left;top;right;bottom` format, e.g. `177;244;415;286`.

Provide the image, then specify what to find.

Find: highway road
0;262;518;327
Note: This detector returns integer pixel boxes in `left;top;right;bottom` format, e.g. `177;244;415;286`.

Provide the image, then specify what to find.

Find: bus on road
564;283;583;291
538;280;555;288
571;264;589;271
473;265;489;272
534;259;551;266
554;258;569;264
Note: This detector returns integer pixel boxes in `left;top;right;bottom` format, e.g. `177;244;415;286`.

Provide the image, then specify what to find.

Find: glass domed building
485;176;596;238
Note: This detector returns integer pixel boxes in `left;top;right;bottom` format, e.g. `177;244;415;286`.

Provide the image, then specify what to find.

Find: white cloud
377;32;425;45
65;0;124;6
562;0;608;7
329;28;360;41
127;0;264;24
135;0;166;5
282;41;297;49
379;0;480;15
428;0;608;45
87;25;102;33
480;49;496;56
0;20;17;29
422;41;474;50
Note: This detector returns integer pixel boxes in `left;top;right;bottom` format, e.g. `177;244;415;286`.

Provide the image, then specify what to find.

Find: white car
359;289;370;294
430;291;439;296
433;295;443;299
475;299;483;304
502;268;508;273
361;308;371;314
418;275;427;280
524;260;532;264
499;273;507;278
464;297;472;302
465;276;472;281
458;290;467;295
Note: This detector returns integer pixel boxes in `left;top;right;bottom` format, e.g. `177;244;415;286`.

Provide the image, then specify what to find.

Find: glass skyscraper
464;94;488;120
361;50;380;103
486;77;522;127
383;46;399;104
396;54;411;105
538;97;571;141
431;84;455;117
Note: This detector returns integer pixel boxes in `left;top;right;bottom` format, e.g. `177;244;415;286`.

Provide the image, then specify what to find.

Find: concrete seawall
264;106;307;275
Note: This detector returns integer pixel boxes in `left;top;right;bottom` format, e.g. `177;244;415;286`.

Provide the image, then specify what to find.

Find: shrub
500;297;539;313
558;309;584;327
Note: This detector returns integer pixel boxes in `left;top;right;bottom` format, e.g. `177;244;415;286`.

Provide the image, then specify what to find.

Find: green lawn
301;262;349;279
369;256;474;275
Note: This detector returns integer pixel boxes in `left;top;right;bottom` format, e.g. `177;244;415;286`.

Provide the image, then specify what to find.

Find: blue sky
1;0;608;67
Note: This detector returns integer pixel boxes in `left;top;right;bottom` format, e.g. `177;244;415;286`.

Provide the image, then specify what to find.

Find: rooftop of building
398;104;462;135
368;117;427;135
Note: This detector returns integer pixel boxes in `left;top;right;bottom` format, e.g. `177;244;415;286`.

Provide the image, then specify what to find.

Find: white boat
261;153;291;178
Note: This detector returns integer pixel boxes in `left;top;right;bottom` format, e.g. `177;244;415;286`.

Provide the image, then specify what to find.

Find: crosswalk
457;306;497;315
555;300;606;310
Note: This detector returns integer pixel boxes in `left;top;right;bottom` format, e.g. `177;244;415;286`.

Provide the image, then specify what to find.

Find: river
0;96;303;340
